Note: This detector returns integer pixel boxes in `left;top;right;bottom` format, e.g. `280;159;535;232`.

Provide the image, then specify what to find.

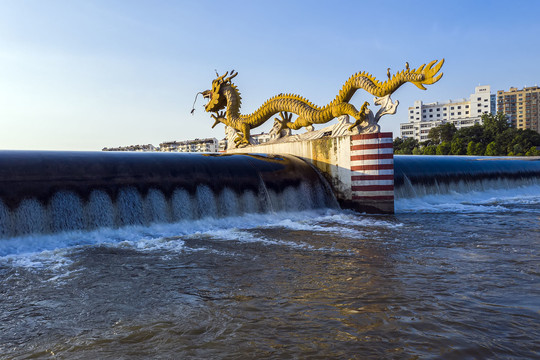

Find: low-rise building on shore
159;138;219;152
103;138;220;153
102;144;157;152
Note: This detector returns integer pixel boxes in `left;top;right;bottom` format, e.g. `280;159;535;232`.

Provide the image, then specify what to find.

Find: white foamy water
0;209;366;267
2;185;539;270
395;184;540;213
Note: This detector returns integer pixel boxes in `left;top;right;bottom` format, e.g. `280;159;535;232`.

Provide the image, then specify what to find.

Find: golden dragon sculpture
200;59;444;147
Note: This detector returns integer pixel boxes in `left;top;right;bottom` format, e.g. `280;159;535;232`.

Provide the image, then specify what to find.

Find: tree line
394;113;540;156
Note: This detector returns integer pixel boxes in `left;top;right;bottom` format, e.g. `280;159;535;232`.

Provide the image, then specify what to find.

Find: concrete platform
227;132;394;214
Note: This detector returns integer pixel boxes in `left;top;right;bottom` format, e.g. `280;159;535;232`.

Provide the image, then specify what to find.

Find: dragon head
408;59;445;90
202;70;238;113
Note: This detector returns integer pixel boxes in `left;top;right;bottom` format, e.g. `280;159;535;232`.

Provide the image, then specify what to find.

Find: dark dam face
0;151;335;238
394;155;540;197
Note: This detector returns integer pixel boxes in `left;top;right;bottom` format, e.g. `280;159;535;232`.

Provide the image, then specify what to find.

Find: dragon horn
225;70;238;83
215;71;229;83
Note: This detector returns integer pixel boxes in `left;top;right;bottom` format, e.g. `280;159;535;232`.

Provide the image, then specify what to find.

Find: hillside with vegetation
394;113;540;156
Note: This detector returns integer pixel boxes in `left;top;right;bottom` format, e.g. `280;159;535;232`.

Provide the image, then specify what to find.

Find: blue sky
1;0;539;150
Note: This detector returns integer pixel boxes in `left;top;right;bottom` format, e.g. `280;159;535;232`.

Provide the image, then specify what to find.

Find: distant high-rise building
399;85;495;141
497;86;540;133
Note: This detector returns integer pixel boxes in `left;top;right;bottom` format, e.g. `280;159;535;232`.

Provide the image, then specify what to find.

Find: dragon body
202;59;444;147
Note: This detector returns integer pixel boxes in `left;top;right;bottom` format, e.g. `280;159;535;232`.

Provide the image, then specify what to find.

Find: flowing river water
0;155;539;359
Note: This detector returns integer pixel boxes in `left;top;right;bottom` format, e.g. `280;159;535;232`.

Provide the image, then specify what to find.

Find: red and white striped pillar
349;132;394;213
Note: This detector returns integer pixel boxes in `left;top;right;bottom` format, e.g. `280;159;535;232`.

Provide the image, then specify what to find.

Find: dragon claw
348;120;366;132
278;111;293;123
210;111;226;128
234;136;249;148
273;111;293;133
348;101;370;131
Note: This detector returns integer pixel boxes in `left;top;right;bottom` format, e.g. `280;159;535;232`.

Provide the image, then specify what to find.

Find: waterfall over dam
394;155;540;198
3;151;540;239
0;151;336;238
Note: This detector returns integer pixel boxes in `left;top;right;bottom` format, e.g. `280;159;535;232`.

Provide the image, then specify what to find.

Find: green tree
474;142;485;156
482;112;510;142
450;138;466;155
394;137;419;154
485;141;502;156
494;128;521;155
397;115;540;156
420;140;435;148
466;141;476;155
428;123;457;144
454;124;484;145
436;141;451;155
525;146;540;156
423;145;437;155
393;137;404;149
509;143;524;156
427;127;441;144
505;129;540;156
440;123;457;143
522;129;540;146
412;147;422;155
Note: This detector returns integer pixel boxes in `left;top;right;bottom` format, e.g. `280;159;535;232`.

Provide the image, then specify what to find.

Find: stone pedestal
227;131;394;214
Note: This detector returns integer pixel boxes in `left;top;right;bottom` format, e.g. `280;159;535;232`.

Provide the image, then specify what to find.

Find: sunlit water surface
1;186;539;359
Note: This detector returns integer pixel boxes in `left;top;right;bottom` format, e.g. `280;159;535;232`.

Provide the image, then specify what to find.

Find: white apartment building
159;138;219;152
400;85;496;141
251;132;272;145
